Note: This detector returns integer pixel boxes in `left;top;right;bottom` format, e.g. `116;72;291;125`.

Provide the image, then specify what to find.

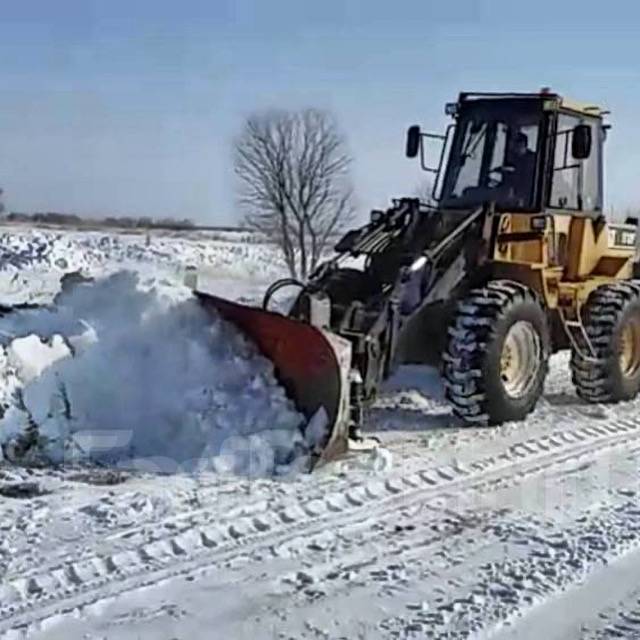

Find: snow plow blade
194;291;352;468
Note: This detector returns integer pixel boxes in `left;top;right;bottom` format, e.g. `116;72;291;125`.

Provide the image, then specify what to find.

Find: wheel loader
190;90;640;467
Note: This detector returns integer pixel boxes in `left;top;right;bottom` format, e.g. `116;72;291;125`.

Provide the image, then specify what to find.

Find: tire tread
571;280;640;403
443;280;549;426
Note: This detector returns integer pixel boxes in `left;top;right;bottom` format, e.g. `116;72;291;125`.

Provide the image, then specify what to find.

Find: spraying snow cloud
0;272;307;475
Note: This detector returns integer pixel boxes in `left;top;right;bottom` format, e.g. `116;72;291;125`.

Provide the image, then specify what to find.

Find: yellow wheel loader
190;90;640;467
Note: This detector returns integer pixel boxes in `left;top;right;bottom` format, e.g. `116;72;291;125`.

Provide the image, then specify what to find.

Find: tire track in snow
260;482;640;639
2;412;640;634
377;499;640;639
587;604;640;639
578;573;640;639
6;406;634;582
243;443;640;623
0;385;620;581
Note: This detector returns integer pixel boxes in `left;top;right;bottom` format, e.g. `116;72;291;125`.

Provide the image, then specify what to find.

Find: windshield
440;100;542;210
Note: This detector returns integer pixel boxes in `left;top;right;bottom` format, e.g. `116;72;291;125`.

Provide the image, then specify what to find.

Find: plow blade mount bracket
195;292;352;467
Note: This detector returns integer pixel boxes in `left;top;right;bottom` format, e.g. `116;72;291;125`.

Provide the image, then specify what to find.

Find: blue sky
1;0;639;223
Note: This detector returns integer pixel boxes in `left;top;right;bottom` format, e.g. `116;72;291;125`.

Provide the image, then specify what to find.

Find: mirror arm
419;135;428;172
410;125;454;202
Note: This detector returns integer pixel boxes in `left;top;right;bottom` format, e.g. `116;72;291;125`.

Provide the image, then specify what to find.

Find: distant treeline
4;211;199;230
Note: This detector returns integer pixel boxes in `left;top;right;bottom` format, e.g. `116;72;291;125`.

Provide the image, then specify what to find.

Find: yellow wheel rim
500;321;542;399
619;316;640;378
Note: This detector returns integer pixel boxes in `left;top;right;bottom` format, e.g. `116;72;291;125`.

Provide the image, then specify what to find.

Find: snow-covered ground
1;226;640;639
0;225;282;307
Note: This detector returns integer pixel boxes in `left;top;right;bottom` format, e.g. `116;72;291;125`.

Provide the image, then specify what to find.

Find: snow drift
0;226;286;307
0;272;309;475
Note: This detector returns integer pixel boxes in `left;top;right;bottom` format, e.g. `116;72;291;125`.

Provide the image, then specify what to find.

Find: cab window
550;114;601;211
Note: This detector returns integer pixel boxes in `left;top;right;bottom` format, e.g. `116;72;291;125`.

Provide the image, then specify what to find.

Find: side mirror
406;125;421;158
572;124;592;159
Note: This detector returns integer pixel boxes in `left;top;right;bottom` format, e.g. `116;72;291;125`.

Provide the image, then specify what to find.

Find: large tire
571;281;640;403
443;280;550;425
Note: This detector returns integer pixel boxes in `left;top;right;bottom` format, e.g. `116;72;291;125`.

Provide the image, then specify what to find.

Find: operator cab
407;91;605;216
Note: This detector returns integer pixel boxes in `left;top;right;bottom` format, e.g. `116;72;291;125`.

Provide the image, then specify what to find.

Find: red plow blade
195;292;352;466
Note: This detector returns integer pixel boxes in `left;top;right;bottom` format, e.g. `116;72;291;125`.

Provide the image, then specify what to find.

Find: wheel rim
500;321;542;399
619;315;640;378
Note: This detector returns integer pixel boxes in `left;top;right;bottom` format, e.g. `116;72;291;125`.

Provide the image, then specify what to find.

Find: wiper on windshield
448;122;488;193
461;123;487;162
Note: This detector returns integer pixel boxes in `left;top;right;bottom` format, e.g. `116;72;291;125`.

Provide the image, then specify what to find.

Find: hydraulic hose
262;278;305;310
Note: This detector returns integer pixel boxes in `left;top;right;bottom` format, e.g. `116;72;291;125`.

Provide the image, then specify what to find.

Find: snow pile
0;272;309;475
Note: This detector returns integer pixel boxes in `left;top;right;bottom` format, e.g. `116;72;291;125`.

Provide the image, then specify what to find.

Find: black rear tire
571;281;640;403
443;280;550;426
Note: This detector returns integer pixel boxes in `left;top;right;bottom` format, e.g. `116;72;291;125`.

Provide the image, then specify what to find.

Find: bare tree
234;108;354;279
0;189;5;215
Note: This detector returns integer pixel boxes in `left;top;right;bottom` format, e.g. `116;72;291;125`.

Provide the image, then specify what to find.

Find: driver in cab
500;131;536;201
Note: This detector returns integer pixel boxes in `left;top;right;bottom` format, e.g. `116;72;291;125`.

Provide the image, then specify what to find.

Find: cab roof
457;91;605;118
